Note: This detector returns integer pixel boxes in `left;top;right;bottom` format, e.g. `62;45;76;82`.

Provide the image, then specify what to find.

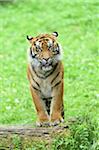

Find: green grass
0;0;99;126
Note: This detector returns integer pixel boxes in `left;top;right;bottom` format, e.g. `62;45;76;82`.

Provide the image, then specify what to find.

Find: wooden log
0;123;70;149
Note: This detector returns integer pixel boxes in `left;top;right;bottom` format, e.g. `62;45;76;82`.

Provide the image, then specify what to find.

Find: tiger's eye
48;40;53;49
36;46;42;52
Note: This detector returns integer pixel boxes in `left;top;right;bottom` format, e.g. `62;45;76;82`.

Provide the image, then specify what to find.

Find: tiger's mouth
41;63;53;71
42;66;52;71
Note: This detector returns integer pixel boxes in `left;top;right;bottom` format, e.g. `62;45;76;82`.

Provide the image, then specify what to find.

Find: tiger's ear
52;32;58;37
27;35;33;43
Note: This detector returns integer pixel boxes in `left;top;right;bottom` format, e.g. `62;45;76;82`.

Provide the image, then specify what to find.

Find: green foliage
12;135;21;149
22;140;47;150
52;116;99;150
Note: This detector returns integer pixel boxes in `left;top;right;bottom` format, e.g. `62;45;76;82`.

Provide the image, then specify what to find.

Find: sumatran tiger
27;32;64;126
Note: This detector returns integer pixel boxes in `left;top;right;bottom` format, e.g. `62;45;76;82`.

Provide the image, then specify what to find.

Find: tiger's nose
42;58;52;65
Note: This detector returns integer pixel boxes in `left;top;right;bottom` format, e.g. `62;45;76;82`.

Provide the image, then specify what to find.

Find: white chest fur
41;79;52;98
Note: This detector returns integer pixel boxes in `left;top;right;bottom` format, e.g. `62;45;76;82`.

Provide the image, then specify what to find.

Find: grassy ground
0;0;99;127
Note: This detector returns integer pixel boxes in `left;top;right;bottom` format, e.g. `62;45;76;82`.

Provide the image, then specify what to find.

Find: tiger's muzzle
41;58;52;67
40;58;53;71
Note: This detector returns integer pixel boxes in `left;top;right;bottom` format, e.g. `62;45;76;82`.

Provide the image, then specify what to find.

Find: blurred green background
0;0;99;125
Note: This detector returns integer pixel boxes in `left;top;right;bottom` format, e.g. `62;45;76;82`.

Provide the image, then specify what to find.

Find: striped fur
27;32;64;126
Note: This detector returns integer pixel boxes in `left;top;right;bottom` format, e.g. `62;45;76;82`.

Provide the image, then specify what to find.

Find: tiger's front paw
37;112;50;127
50;117;64;126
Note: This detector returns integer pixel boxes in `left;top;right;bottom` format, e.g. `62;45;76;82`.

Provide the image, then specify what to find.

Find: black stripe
30;70;40;88
39;36;45;39
32;85;40;92
42;97;53;101
61;104;64;119
32;66;45;79
32;78;40;88
53;51;60;55
51;72;60;84
56;51;60;55
32;63;58;79
46;63;58;78
52;80;61;88
30;47;37;58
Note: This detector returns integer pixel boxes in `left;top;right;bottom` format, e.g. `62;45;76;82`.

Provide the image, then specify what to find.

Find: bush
52;116;98;150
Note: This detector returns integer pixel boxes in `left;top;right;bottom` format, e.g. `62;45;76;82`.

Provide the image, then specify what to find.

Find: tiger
27;32;64;126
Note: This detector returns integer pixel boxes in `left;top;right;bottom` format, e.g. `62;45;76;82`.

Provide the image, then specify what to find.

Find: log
0;123;70;149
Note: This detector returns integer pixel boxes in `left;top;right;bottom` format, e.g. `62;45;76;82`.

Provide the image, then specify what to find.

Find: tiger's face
27;32;62;71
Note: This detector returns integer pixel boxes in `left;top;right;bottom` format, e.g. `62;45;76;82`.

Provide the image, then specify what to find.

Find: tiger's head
27;32;62;71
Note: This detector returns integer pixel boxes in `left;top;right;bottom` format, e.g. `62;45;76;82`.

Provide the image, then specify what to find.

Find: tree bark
0;124;70;149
